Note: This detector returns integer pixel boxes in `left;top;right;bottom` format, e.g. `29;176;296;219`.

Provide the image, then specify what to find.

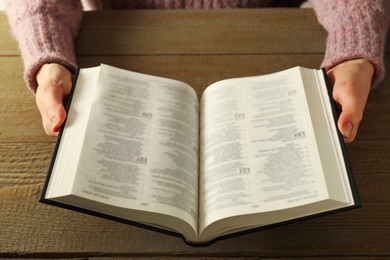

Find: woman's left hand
327;58;374;143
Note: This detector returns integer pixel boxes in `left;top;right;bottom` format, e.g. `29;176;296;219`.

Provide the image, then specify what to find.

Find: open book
41;64;359;245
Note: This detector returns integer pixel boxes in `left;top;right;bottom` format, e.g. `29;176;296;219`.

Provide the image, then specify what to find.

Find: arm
5;0;83;92
5;0;83;135
311;0;390;142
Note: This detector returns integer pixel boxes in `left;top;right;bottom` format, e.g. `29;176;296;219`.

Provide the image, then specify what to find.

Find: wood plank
0;57;52;142
2;9;390;56
0;142;54;190
0;197;389;257
0;12;19;55
75;9;328;55
78;53;325;92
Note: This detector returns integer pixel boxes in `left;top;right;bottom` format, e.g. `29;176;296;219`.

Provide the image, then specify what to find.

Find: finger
334;94;363;143
40;103;66;136
338;113;359;143
36;83;69;136
35;64;73;136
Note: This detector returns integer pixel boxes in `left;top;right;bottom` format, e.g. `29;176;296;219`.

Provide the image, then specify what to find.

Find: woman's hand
36;63;72;136
327;59;374;143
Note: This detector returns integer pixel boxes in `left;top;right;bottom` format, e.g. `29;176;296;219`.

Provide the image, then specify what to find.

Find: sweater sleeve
311;0;390;87
5;0;83;92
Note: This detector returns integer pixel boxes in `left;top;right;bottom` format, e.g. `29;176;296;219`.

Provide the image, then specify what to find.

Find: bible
41;64;360;245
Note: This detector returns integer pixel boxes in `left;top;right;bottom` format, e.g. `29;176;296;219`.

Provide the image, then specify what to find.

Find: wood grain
1;8;390;258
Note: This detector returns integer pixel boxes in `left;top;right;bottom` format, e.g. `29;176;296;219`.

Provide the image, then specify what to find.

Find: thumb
36;63;72;136
327;59;373;143
36;83;68;136
336;97;363;143
46;101;67;134
338;118;355;143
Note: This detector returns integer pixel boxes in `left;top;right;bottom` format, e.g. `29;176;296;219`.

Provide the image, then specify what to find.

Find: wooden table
1;9;390;258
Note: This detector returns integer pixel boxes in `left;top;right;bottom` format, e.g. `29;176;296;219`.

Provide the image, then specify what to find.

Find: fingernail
342;122;353;138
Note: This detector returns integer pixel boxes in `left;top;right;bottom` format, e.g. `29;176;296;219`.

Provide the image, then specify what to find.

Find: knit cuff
317;2;390;88
321;24;386;88
5;0;82;92
18;19;79;92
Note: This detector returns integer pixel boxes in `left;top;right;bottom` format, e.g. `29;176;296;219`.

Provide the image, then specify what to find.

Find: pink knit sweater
5;0;390;92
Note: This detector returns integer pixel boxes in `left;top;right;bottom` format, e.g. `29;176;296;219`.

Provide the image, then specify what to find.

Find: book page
300;68;355;203
45;67;100;199
199;67;329;235
71;65;199;234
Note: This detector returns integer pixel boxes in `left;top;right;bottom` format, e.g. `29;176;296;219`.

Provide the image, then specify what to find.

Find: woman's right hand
36;63;73;136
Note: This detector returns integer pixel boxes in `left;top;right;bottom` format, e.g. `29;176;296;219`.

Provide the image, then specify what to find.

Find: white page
71;65;199;231
45;67;100;198
199;67;329;232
